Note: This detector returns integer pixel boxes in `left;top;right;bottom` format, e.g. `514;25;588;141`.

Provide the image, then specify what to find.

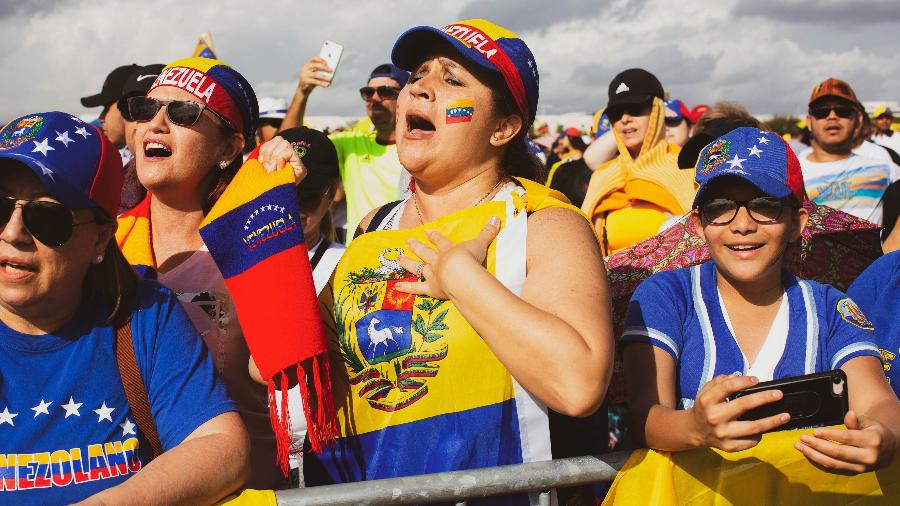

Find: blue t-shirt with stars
622;261;882;409
0;280;236;504
847;250;900;397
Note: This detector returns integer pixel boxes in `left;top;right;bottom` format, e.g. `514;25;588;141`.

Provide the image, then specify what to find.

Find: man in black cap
116;64;165;211
81;64;140;163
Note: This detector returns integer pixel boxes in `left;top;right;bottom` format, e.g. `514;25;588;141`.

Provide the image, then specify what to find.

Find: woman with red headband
259;19;614;498
115;57;299;489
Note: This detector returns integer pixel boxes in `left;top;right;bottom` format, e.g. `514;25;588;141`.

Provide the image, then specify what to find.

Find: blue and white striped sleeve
621;273;685;361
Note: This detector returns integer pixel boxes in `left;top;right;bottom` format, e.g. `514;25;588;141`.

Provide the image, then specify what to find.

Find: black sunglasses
359;86;401;101
0;195;94;246
607;102;652;123
128;96;228;128
700;197;790;225
665;116;685;128
809;104;856;120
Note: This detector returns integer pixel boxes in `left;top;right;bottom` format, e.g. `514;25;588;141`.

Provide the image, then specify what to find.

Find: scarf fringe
298;354;337;454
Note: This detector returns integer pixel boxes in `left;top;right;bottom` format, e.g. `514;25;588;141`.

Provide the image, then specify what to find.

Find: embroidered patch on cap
699;138;730;175
836;298;874;330
446;99;475;124
0;115;45;150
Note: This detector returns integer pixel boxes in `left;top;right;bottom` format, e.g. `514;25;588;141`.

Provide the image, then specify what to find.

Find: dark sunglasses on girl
359;86;401;101
0;195;94;246
665;117;685;127
700;197;790;225
808;104;856;120
606;102;653;123
128;96;227;127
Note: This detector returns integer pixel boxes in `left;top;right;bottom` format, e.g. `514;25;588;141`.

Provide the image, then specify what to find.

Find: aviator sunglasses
359;86;401;101
700;197;791;226
0;195;94;246
808;104;856;120
128;96;229;127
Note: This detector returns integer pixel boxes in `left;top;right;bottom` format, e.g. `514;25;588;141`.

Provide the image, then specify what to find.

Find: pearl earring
219;160;229;170
94;255;104;264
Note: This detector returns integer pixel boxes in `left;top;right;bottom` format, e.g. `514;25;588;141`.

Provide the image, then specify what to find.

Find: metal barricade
275;451;630;505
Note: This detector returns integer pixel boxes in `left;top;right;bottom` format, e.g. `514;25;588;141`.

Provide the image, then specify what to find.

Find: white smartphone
318;40;343;84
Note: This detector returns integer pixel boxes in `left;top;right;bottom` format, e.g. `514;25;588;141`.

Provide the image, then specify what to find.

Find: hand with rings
396;216;501;299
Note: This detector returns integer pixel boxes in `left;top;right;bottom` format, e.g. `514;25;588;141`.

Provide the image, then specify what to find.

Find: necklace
413;178;507;226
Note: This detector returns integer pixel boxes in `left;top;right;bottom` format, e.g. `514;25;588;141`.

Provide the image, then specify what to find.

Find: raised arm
279;56;333;132
80;412;250;505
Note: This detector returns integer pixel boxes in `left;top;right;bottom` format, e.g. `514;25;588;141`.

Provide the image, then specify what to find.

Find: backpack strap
365;200;403;233
115;318;164;462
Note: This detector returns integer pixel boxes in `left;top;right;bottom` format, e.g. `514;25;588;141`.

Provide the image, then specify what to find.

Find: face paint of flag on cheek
446;99;475;124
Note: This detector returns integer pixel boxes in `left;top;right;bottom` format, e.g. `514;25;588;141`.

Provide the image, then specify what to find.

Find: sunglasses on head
809;104;856;120
0;195;94;246
359;86;401;101
128;96;228;128
699;197;790;226
607;102;652;123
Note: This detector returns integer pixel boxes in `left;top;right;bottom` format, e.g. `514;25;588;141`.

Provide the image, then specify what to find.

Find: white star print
31;399;52;417
31;138;55;156
94;402;115;423
726;154;747;169
55;130;74;147
757;136;771;145
747;145;763;157
120;418;137;436
75;126;91;138
61;396;83;418
0;407;18;426
33;159;55;181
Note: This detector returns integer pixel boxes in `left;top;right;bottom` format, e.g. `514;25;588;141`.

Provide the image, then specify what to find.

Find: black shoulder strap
365;200;403;233
310;238;331;270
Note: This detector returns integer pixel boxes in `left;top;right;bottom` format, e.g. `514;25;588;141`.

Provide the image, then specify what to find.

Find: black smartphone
727;370;848;432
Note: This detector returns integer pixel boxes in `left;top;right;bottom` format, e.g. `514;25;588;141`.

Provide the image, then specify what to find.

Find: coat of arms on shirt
335;248;448;412
836;297;874;330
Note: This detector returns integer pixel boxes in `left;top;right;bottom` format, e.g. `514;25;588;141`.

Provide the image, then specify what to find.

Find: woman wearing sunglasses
622;127;900;474
255;20;614;497
581;68;696;255
0;111;248;503
115;58;292;489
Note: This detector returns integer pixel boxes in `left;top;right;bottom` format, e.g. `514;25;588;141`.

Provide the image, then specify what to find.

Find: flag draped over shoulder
192;32;217;59
198;153;335;475
603;427;900;505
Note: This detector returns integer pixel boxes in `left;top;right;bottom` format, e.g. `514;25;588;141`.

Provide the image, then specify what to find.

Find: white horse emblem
367;317;404;354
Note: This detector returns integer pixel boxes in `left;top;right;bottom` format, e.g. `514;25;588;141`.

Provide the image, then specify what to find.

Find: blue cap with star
0;111;123;216
693;127;806;208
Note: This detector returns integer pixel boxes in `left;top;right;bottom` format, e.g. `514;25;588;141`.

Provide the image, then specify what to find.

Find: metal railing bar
275;452;630;506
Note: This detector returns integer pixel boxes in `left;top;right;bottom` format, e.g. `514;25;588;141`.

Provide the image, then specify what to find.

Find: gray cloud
0;0;71;19
733;0;900;24
457;0;648;32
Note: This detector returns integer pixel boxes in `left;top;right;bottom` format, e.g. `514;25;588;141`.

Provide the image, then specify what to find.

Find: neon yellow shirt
329;130;404;243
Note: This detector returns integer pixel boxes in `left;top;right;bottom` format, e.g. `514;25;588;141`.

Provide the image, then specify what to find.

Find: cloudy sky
2;0;898;122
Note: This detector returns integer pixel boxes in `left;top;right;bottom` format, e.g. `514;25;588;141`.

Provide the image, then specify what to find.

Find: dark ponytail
486;72;545;183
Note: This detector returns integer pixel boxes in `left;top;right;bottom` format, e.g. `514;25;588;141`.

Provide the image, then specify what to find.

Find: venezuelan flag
116;198;155;280
192;32;217;59
198;154;335;473
445;99;475;123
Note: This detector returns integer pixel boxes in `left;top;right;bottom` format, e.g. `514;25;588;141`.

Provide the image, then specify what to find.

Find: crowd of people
1;16;899;505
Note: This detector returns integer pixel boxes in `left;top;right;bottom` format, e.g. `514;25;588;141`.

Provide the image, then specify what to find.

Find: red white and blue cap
665;99;690;122
693;127;805;207
391;19;540;125
0;111;123;216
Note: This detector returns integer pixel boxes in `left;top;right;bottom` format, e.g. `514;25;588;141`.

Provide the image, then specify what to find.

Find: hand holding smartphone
728;370;849;432
318;40;343;84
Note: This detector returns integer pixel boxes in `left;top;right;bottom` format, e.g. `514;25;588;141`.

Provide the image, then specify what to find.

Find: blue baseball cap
391;19;540;125
665;99;690;122
693;127;805;208
0;111;123;216
368;63;410;87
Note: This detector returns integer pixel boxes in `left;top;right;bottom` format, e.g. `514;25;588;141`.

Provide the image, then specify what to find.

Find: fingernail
781;414;790;422
489;216;500;227
800;435;811;442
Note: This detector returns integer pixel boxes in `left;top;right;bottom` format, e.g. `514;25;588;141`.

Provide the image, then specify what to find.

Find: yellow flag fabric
216;489;277;506
603;427;900;505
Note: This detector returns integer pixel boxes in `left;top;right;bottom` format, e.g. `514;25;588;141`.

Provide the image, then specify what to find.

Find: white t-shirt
719;292;790;382
800;152;899;224
873;133;900;155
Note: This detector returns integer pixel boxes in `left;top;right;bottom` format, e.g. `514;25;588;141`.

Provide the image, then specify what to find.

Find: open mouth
406;113;436;134
622;127;637;136
144;140;172;158
726;244;763;252
0;259;36;275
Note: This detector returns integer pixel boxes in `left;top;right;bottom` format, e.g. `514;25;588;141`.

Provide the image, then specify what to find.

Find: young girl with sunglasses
623;127;900;474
